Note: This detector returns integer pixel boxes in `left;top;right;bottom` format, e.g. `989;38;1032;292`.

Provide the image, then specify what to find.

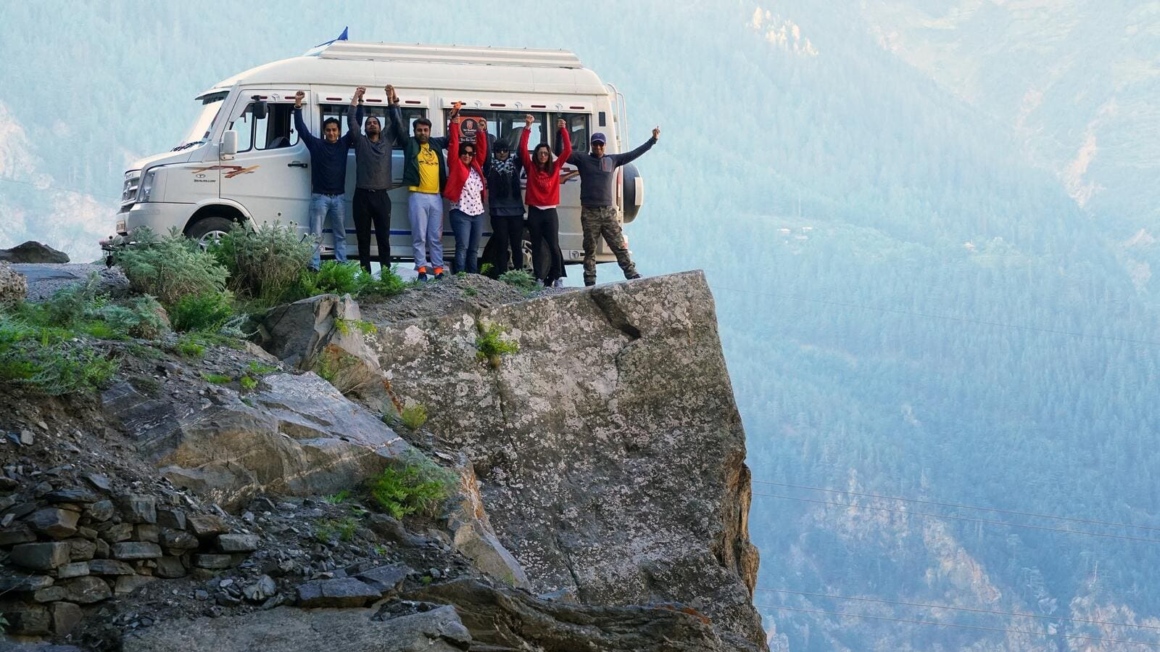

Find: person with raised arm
400;102;450;281
293;90;356;271
518;115;572;287
347;85;407;275
485;139;525;275
442;103;488;275
568;125;660;286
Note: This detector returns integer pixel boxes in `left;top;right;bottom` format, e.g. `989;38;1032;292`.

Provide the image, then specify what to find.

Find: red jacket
443;119;488;203
519;126;572;207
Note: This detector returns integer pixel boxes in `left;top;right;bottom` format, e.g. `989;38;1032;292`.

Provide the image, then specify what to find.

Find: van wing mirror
222;130;238;157
250;96;268;120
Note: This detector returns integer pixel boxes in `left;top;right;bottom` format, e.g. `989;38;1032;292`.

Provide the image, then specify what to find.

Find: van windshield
174;91;228;151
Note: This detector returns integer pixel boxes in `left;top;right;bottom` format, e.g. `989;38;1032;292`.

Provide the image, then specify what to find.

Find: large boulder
406;578;733;652
102;372;413;510
0;241;69;264
261;294;383;394
369;271;767;651
121;605;471;652
0;262;27;304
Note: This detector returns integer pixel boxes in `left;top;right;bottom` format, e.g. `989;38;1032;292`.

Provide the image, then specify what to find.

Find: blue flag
315;27;349;48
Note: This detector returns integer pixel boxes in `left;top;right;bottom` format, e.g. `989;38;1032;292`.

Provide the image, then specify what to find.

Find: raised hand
524;114;535;127
450;101;464;118
557;118;566;131
652;126;661;140
477;120;486;133
385;85;398;104
352;87;365;105
294;91;305;108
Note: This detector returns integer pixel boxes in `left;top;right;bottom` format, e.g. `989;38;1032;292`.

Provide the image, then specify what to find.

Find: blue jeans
408;192;444;271
310;193;347;270
450;209;484;274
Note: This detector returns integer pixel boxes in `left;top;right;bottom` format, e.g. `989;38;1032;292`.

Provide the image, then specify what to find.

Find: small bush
498;269;537;292
315;516;358;543
239;375;258;391
368;456;456;520
247;361;278;375
324;490;351;505
400;403;428;430
214;222;312;306
171;291;234;332
335;317;377;337
115;228;229;308
475;321;519;369
0;320;117;396
309;261;364;296
174;334;205;358
479;262;495;276
358;266;407;300
202;372;231;384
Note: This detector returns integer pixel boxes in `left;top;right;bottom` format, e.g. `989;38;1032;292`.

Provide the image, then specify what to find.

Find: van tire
186;216;236;249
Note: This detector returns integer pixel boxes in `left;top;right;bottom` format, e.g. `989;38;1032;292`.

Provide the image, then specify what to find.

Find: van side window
441;110;548;156
320;104;426;144
230;103;299;153
556;113;590;156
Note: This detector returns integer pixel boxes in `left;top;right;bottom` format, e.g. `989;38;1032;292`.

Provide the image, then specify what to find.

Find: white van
108;41;646;268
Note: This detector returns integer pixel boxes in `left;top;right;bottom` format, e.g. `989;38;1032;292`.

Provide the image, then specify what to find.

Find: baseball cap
590;132;607;145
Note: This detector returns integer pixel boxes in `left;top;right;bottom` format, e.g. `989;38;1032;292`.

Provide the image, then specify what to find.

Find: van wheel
186;216;236;250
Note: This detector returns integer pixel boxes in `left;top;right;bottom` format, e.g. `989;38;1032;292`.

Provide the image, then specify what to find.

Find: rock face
262;294;384;394
371;272;766;651
0;261;28;304
121;605;472;652
101;372;413;510
0;241;69;264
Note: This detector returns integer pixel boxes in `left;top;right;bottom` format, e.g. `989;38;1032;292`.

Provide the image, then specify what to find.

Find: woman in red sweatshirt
519;115;572;287
443;104;488;274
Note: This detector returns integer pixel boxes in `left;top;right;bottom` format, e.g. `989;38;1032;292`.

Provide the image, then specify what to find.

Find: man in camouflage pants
568;127;660;286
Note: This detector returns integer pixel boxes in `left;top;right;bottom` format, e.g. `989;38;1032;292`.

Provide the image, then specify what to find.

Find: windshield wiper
171;140;204;152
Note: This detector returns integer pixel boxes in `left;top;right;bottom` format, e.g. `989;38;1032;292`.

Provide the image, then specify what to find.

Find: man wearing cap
568;126;660;286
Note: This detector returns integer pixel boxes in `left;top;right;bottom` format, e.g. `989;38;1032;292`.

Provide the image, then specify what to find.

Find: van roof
205;41;607;97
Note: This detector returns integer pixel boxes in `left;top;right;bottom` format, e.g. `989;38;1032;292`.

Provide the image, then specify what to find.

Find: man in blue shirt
294;90;355;271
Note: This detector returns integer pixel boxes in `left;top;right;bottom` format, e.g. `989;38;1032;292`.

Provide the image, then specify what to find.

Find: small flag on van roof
315;27;349;48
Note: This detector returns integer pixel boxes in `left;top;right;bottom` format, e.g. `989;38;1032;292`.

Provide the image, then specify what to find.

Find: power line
752;492;1160;545
757;588;1160;632
752;480;1160;534
712;286;1160;349
756;604;1160;649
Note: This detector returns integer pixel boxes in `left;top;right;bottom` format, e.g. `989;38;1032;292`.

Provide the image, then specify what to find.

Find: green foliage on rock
171;290;234;332
475;321;519;369
368;456;456;520
498;269;537;292
114;227;229;308
211;222;312;307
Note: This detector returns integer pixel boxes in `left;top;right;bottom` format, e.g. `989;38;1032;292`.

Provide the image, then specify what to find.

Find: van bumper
101;203;192;253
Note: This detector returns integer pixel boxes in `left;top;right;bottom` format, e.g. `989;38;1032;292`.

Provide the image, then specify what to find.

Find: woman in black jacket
486;140;525;274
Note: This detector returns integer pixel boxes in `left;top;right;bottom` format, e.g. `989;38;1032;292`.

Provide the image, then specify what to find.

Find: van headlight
121;171;140;208
137;170;157;202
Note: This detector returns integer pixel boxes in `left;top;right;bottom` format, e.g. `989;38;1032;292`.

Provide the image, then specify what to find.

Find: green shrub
309;260;364;296
0;320;117;396
324;490;351;505
213;222;312;306
32;279;169;341
335;317;377;337
239;375;258;391
171;291;234;332
315;516;358;542
368;456;456;520
475;321;519;369
358;266;407;299
202;372;231;384
115;228;229;308
498;269;537;292
400;403;428;430
247;360;278;375
174;334;205;358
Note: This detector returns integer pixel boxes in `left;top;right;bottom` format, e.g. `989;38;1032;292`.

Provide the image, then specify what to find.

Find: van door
218;92;311;234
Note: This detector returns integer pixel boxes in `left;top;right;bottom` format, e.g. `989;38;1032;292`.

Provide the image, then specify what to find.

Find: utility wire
757;588;1160;632
752;492;1160;545
712;286;1160;349
756;604;1160;649
752;480;1160;534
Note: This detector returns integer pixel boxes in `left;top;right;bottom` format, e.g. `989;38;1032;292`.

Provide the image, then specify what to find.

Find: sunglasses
461;150;475;157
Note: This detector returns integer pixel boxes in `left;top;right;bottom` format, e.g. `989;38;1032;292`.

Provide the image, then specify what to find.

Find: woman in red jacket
443;104;488;274
519;115;572;287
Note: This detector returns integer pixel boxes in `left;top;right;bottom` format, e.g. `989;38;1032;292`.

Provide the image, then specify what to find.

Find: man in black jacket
348;85;407;275
293;90;356;271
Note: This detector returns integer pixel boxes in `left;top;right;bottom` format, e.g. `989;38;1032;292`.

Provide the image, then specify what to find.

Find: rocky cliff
0;270;766;652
